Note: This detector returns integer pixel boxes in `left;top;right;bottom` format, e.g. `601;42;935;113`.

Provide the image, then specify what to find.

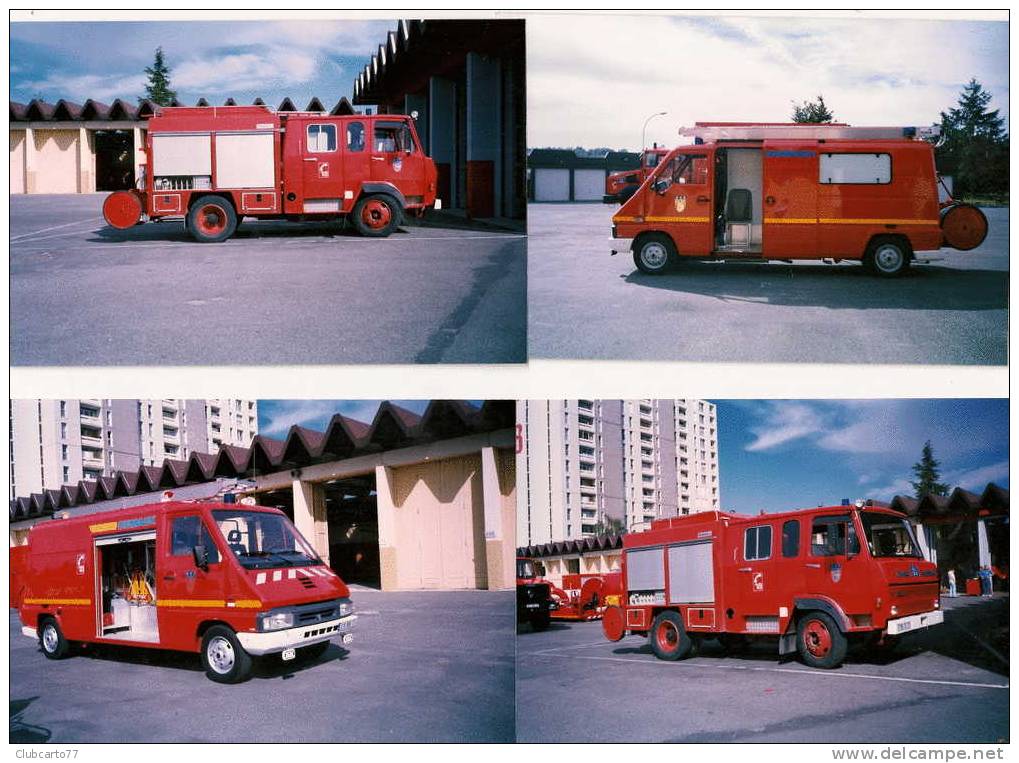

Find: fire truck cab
517;557;556;631
612;122;988;277
16;500;356;683
603;146;670;204
102;105;438;242
601;503;943;669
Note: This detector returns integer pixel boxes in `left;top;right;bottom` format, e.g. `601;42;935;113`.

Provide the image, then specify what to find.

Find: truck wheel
863;237;910;278
187;196;237;243
298;641;330;662
633;233;676;275
352;194;401;237
39;618;70;660
529;612;552;632
200;625;253;684
796;611;848;669
649;610;692;661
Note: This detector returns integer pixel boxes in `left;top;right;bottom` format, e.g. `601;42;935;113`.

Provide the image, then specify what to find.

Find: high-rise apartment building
517;399;719;546
9;399;258;499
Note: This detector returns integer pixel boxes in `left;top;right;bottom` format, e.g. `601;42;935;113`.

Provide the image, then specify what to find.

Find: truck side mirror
653;178;670;195
192;544;209;571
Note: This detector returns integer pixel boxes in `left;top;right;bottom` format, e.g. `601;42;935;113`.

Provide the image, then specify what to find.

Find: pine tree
791;95;835;123
937;78;1009;198
910;441;950;499
141;47;177;106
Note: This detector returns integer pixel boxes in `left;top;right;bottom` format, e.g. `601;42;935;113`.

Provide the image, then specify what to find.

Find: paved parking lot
10;194;526;365
517;596;1009;743
10;589;514;743
528;204;1008;365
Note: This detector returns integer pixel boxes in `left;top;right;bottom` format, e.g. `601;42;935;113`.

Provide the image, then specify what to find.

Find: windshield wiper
240;551;295;567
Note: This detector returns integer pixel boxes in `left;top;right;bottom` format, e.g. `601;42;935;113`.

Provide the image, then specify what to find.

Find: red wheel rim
803;618;832;658
656;620;679;652
361;199;392;229
196;204;227;236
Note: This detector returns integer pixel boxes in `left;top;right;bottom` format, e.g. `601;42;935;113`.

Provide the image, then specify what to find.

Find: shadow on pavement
622;262;1007;312
10;697;51;743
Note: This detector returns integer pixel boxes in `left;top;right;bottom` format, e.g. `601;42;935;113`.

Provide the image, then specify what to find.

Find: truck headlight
338;598;355;617
260;612;295;631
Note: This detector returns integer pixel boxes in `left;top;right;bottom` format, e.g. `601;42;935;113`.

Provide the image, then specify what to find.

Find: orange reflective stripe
23;598;91;606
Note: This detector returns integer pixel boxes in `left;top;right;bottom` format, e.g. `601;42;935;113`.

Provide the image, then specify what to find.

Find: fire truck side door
761;142;818;257
300;120;344;213
736;522;780;620
341;118;370;212
803;514;870;612
369;118;427;200
158;512;227;651
643;151;714;256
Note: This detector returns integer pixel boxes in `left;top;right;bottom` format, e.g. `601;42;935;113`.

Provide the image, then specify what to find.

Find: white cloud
744;401;825;451
173;48;318;92
944;460;1009;492
19;72;147;102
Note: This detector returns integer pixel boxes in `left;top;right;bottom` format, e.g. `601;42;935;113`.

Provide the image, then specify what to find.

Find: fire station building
9;401;517;592
527;148;641;203
352;19;526;220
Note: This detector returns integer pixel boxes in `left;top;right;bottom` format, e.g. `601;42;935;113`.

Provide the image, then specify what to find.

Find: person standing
978;565;993;596
946;568;957;598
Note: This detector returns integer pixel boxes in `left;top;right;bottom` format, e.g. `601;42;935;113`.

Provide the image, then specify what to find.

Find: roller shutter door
573;169;606;201
533;168;570;201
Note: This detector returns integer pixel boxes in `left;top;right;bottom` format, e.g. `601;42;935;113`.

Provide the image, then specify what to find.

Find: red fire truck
549;572;622;621
15;500;355;683
601;502;943;669
603;146;670;204
611;122;988;277
102;105;438;242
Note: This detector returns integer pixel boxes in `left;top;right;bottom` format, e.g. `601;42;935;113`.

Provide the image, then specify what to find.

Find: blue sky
713;399;1008;514
10;19;395;107
257;400;430;438
529;13;1008;149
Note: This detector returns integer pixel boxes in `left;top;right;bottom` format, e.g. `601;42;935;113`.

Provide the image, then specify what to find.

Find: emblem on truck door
752;572;764;592
75;553;85;575
831;562;842;583
674;195;686;213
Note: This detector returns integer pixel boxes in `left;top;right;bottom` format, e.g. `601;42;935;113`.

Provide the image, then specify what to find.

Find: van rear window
820;153;891;184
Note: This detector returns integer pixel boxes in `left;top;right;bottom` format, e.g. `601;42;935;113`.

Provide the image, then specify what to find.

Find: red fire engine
548;572;622;621
102;105;438;242
611;122;988;277
601;502;943;669
15;500;355;683
603;146;670;204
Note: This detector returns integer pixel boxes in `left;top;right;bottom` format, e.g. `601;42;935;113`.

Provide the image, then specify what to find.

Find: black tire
649;610;693;661
633;232;677;275
187;195;238;243
529;611;552;632
796;611;848;669
39;618;70;660
352;194;402;238
298;641;331;662
863;236;911;278
200;625;253;684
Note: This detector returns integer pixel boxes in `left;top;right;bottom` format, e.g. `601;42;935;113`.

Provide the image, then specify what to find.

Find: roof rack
679;122;940;142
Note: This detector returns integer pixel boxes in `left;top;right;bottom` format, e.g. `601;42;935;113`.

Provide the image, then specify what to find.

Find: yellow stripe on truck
24;598;92;606
157;599;262;609
764;217;938;226
88;522;118;533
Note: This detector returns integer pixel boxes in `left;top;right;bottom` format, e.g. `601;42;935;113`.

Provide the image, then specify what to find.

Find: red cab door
299;119;344;213
734;521;783;632
762;143;818;257
642;149;714;256
157;511;229;651
368;117;427;200
802;513;873;616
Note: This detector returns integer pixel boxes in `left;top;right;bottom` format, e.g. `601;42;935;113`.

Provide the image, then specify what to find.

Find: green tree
141;47;177;106
791;95;835;123
910;441;950;499
937;78;1009;197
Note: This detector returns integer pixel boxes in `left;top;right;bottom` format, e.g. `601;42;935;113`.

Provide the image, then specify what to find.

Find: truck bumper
21;626;37;640
236;614;356;656
610;237;633;256
886;609;944;636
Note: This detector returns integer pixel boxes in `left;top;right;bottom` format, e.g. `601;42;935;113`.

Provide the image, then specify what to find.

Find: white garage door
393;454;485;590
33;130;79;194
10;132;25;194
534;168;570;201
573;169;607;201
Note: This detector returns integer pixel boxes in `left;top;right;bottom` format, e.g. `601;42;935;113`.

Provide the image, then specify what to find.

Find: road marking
530;640;613;655
524;652;1009;690
10;217;103;242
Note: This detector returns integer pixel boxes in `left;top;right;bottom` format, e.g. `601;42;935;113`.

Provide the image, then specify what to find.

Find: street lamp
642;111;668;151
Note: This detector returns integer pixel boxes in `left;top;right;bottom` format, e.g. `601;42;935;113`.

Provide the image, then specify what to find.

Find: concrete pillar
481;446;505;589
24;127;36;194
500;57;520;218
977;519;991;567
428;76;456;209
913;521;932;562
405;93;428;156
133;127;145;188
292;479;329;565
465;52;500;218
77;127;93;193
375;464;399;591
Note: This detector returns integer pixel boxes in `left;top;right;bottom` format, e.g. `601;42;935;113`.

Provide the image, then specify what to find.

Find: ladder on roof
679;122;941;142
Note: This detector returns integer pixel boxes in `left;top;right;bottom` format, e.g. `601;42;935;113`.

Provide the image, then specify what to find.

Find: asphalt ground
10;194;527;365
9;589;514;743
516;595;1009;743
528;204;1008;365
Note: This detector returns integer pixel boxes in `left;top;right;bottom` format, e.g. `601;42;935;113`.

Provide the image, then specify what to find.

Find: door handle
765;195;776;205
303;158;317;162
737;567;752;573
696;195;710;203
371;157;385;161
804;563;821;569
163;574;176;581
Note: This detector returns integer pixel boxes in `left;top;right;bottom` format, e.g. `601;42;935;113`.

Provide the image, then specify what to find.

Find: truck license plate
526;603;540;609
341;633;353;645
281;648;296;661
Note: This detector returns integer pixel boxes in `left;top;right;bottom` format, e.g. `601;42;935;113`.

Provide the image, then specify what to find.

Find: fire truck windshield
861;512;923;558
212;509;321;569
517;559;537;579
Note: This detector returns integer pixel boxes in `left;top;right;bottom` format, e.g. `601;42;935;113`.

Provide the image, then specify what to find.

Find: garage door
392;454;485;589
10;132;25;194
33;130;80;194
533;168;569;201
573;169;606;201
